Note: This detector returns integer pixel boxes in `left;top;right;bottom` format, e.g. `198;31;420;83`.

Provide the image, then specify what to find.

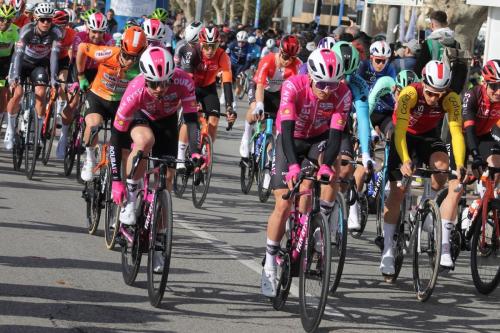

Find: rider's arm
49;31;62;85
279;80;299;165
253;56;270;104
348;73;372;156
179;73;200;154
394;86;418;164
323;87;352;165
9;26;29;82
462;87;480;155
219;51;234;108
368;76;396;114
76;43;114;75
444;91;466;168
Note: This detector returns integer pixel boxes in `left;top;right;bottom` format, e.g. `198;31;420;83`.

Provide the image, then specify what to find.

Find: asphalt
0;100;499;333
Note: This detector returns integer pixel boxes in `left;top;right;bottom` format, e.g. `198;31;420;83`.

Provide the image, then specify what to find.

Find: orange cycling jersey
394;82;465;167
253;53;301;92
78;43;138;101
59;26;76;59
193;47;232;87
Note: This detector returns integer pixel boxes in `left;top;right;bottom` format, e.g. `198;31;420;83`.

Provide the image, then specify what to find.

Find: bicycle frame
477;170;500;248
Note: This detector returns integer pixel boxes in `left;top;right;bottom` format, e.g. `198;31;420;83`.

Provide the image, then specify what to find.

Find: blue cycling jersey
226;41;252;65
248;44;261;63
357;59;396;114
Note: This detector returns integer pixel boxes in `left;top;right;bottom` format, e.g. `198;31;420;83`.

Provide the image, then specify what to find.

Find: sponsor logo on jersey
95;49;113;58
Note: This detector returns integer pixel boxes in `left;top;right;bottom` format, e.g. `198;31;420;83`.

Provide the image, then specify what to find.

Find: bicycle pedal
116;235;127;247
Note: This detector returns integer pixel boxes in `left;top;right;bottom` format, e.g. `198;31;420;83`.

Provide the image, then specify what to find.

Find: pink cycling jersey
277;74;352;139
72;31;114;69
114;68;197;132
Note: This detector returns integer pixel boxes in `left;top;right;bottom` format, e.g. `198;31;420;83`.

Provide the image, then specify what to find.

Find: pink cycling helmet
307;48;344;82
142;18;168;41
139;46;175;82
87;12;108;32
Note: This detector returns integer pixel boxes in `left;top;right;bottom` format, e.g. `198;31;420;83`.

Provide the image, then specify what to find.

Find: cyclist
382;60;465;274
238;35;301;163
261;48;352;297
458;59;500;186
53;9;77;158
74;8;97;33
64;8;76;27
110;47;200;235
4;2;62;151
75;26;146;182
260;38;278;58
24;2;35;22
150;7;169;24
247;36;261;68
227;30;252;97
11;0;29;28
142;18;170;51
173;20;202;66
176;25;236;172
0;4;18;128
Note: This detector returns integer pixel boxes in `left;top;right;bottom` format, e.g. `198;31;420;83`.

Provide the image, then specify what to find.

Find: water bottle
463;199;481;233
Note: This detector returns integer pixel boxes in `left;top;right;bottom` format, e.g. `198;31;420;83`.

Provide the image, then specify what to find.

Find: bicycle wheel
75;123;84;184
299;212;331;333
41;103;57;165
64;117;78;176
147;190;174;307
271;217;293;310
104;166;120;249
470;200;500;295
413;199;442;302
349;192;369;239
173;146;190;198
12;113;24;172
240;148;255;194
329;192;347;294
121;223;143;286
258;135;274;203
237;75;246;100
192;135;213;208
87;161;106;235
24;105;39;180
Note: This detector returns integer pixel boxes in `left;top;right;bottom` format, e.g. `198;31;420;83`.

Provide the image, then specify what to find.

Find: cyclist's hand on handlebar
400;160;413;178
361;152;376;171
111;180;127;206
8;78;19;93
251;101;265;122
285;163;301;191
456;166;467;183
471;150;486;177
78;76;90;91
317;164;335;182
191;152;205;171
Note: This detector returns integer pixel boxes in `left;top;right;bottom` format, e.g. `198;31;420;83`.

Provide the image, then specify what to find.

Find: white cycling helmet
184;21;203;43
266;38;275;49
87;12;108;32
33;2;55;18
10;0;24;12
317;36;336;50
139;46;175;82
25;3;36;13
248;36;257;44
236;30;248;42
370;40;391;58
307;48;344;83
64;8;76;23
142;18;167;41
422;60;452;90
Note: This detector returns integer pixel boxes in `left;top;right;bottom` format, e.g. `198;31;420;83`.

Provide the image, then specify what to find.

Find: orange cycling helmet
121;26;147;56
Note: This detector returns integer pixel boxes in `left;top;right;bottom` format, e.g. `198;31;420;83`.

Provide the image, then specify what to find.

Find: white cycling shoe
153;250;164;273
119;201;137;226
261;266;277;297
380;249;395;275
56;136;67;159
239;138;250;158
348;202;361;230
3;130;14;151
81;160;96;182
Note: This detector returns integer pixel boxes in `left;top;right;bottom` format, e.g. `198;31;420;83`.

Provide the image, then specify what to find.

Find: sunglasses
120;52;138;61
38;18;52;23
0;18;11;23
201;43;219;51
423;87;446;98
314;81;339;92
373;58;387;65
488;82;500;92
280;52;295;61
146;80;170;90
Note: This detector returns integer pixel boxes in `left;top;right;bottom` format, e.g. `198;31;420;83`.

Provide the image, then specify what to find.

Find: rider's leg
208;115;219;143
4;86;23;149
240;101;256;158
34;86;47;131
177;123;189;171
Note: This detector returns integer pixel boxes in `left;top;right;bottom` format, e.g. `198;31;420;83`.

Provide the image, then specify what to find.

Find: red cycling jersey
462;85;500;136
253;52;301;92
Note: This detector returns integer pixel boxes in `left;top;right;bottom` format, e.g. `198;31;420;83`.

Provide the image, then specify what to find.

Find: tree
170;0;195;22
212;0;224;24
241;0;250;25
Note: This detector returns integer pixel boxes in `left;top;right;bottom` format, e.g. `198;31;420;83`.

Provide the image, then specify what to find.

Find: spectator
392;39;420;73
106;9;118;34
332;26;345;41
415;10;466;93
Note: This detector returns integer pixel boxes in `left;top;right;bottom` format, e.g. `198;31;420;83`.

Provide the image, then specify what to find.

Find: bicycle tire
121;223;142;286
41;103;57;165
0;112;4;138
104;165;120;249
299;212;331;333
75;124;84;184
470;202;500;294
349;192;369;239
12;113;24;172
237;75;246;100
192;135;213;208
413;198;442;302
24;105;39;180
147;190;174;307
257;135;274;203
173;146;190;198
240;147;255;194
271;218;293;310
329;192;347;294
63;119;78;176
87;160;106;235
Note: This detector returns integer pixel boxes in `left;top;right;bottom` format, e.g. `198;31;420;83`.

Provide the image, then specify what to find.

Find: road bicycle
240;112;274;202
40;81;66;166
236;66;255;100
81;123;113;235
63;89;86;182
269;163;331;333
119;150;180;307
174;109;233;208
